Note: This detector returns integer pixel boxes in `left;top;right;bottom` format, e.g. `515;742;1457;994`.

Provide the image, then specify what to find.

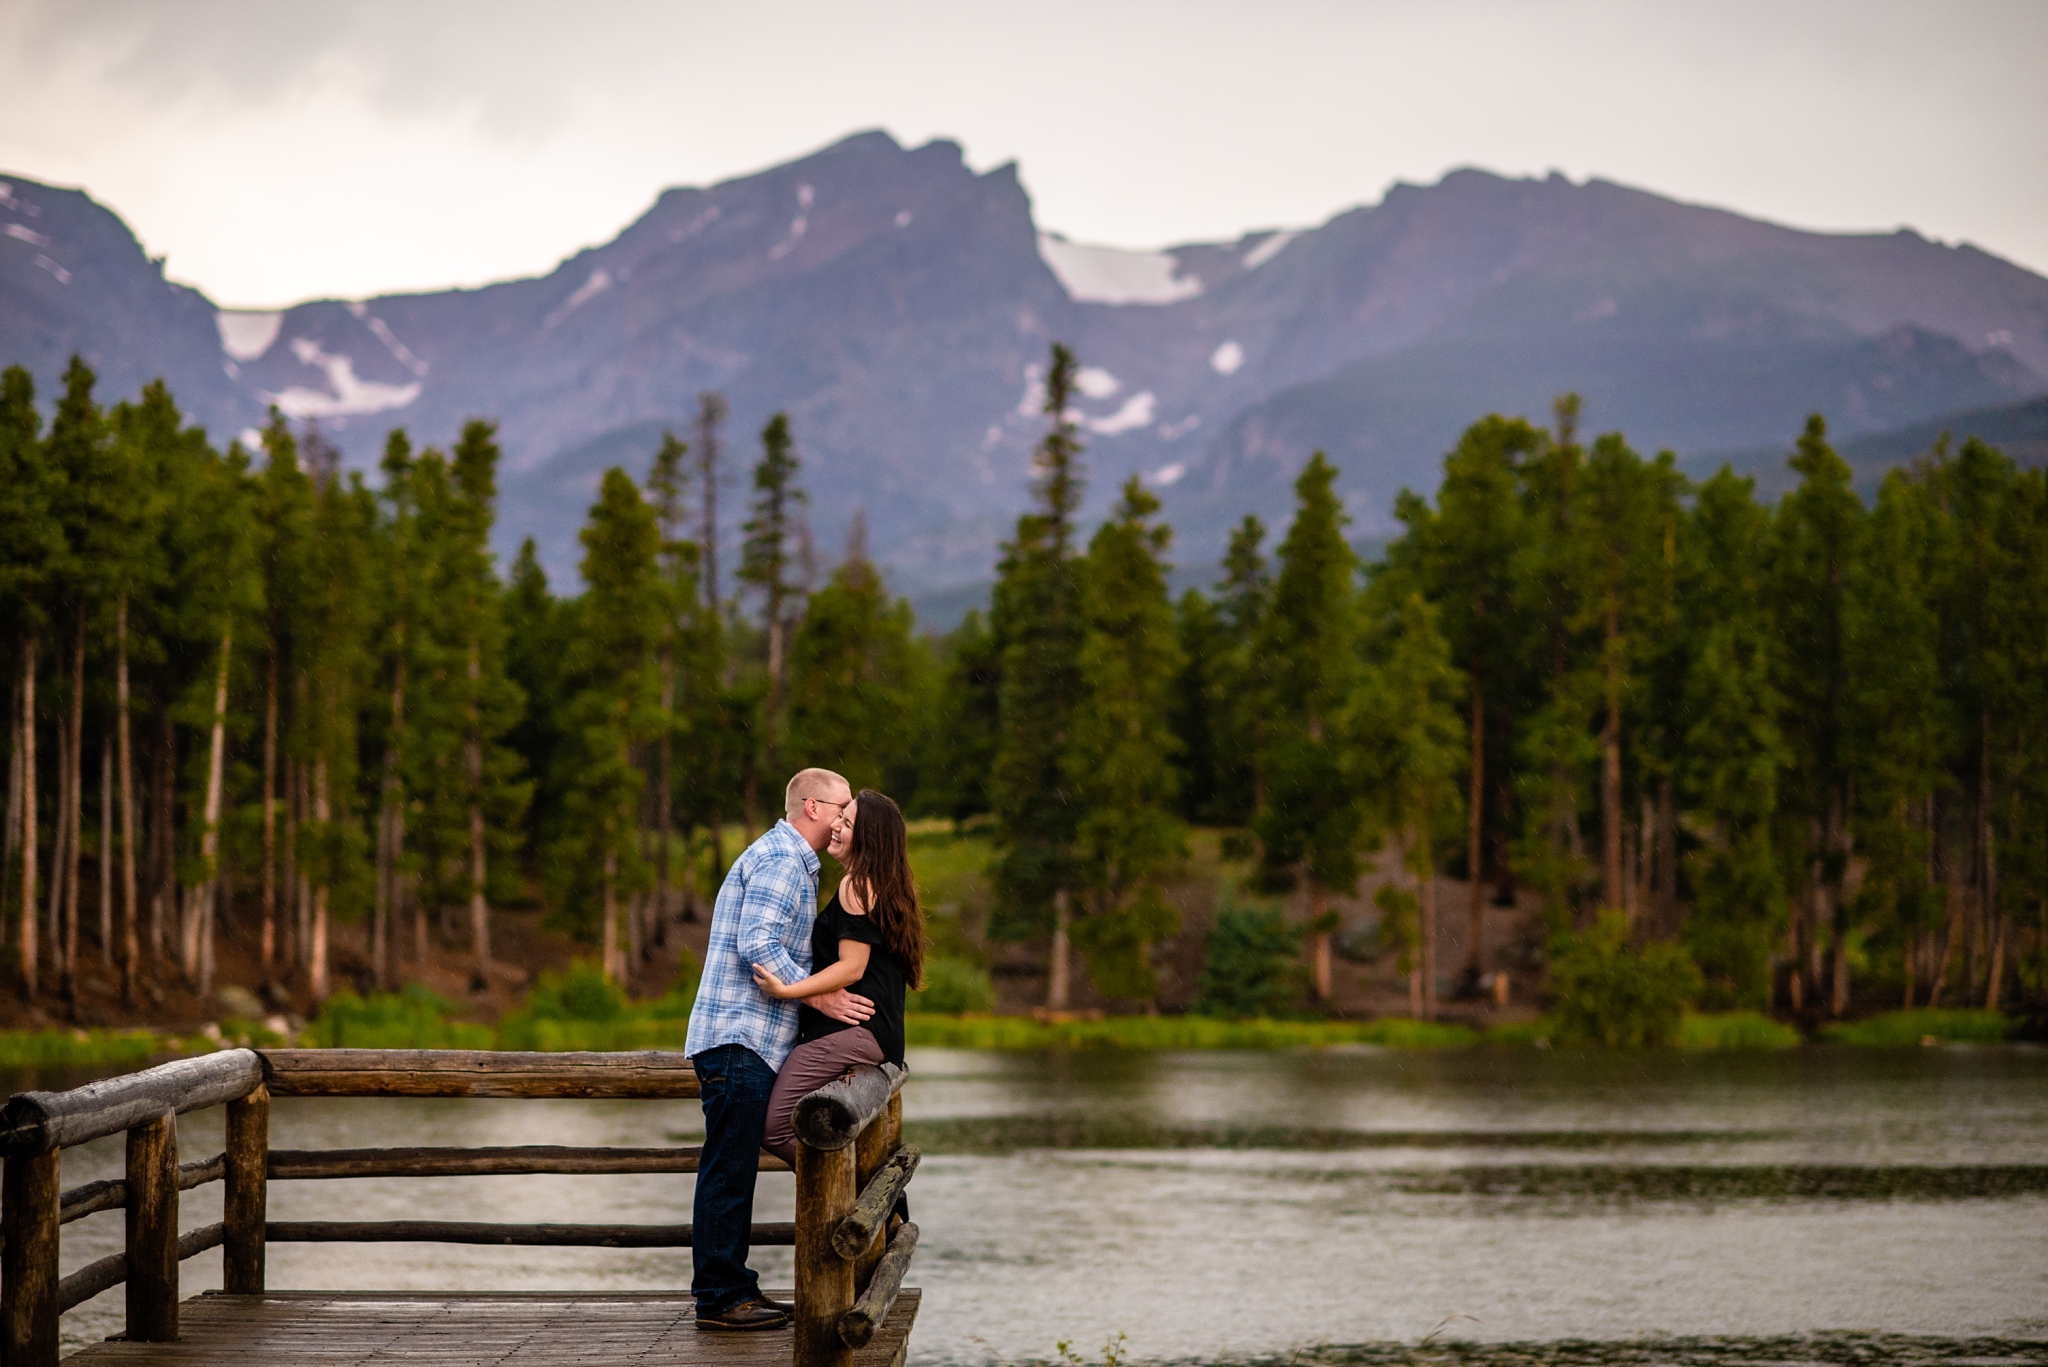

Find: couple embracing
682;767;924;1331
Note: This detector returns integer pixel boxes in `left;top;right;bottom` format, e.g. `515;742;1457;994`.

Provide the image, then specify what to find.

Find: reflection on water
25;1044;2048;1362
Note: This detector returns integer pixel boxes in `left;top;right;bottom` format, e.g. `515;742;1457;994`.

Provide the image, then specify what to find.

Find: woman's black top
796;890;908;1066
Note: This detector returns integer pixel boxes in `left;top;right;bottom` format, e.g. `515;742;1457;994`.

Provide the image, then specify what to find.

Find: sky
1;0;2043;309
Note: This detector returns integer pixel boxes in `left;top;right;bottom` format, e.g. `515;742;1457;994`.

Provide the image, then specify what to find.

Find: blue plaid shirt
685;819;820;1070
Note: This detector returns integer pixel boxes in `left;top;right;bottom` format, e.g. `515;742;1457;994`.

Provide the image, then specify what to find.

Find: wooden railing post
224;1083;269;1293
2;1148;61;1367
126;1111;179;1341
793;1138;857;1367
850;1094;895;1290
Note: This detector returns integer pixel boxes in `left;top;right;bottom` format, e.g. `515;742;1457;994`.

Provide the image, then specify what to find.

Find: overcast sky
2;0;2042;309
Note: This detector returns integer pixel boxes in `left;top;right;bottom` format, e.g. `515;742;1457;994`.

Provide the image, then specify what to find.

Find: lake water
35;1045;2048;1362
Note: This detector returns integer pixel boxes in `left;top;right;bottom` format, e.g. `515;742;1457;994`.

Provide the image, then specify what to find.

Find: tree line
2;347;2043;1022
975;348;2047;1021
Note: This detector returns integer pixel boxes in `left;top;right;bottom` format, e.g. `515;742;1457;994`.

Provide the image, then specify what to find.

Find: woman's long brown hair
843;790;925;989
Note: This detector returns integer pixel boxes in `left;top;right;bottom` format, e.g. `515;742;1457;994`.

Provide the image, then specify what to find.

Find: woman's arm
754;940;871;999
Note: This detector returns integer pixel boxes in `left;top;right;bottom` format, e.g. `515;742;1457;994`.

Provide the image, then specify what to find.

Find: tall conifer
990;343;1086;1007
1254;452;1361;999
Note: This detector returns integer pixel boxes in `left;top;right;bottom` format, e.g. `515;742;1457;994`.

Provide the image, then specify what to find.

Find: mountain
6;135;2047;601
1693;392;2048;500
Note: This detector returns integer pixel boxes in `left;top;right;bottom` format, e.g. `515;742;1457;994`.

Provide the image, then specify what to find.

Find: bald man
683;768;875;1330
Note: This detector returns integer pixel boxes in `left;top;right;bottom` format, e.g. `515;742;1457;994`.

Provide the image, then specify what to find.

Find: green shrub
1821;1008;2018;1045
306;985;494;1049
1192;899;1305;1019
0;1029;165;1069
1547;911;1703;1047
906;954;995;1014
1677;1011;1802;1049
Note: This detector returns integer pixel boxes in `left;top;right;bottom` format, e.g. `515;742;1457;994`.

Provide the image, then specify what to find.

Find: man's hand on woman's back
811;989;876;1024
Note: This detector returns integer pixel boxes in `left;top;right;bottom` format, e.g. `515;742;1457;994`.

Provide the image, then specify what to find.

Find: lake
34;1044;2048;1362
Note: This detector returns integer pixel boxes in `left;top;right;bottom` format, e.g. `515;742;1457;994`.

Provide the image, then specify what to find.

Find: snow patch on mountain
5;223;49;247
1210;341;1245;375
1075;366;1120;398
1037;233;1201;305
1084;391;1156;435
217;311;283;361
545;269;613;329
1241;230;1298;270
269;337;421;419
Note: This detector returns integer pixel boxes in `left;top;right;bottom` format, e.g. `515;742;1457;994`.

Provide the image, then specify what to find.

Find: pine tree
1986;465;2048;1007
1679;467;1788;1007
923;611;1000;828
1254;452;1362;1000
503;538;569;861
990;343;1087;1007
0;365;57;998
447;420;526;981
786;540;920;797
1771;415;1863;1016
1170;589;1224;824
1355;591;1465;1018
370;429;421;985
1392;414;1539;986
550;468;662;980
1207;515;1271;827
1067;477;1184;1002
296;450;375;1002
104;383;177;1000
1511;396;1592;919
1843;465;1947;1008
739;413;806;795
43;356;114;999
1571;432;1685;918
645;430;695;933
252;412;315;980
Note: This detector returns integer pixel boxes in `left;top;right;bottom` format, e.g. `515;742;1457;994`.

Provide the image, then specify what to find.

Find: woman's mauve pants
762;1027;885;1166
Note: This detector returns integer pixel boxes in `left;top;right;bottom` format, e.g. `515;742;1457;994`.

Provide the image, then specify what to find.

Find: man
684;767;874;1331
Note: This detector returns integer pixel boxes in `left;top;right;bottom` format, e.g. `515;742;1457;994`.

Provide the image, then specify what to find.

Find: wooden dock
0;1050;922;1367
65;1289;920;1367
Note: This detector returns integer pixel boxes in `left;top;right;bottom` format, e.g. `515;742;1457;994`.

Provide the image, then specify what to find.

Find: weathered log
794;1137;859;1367
258;1049;701;1098
264;1220;795;1246
834;1145;919;1260
2;1148;61;1367
58;1151;225;1226
56;1249;125;1312
125;1112;179;1342
852;1093;903;1288
223;1085;268;1293
56;1223;229;1314
839;1221;919;1349
267;1145;789;1179
178;1222;225;1259
0;1050;262;1157
792;1062;907;1153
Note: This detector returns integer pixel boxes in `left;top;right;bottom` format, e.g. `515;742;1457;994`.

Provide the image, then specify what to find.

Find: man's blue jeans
691;1043;778;1313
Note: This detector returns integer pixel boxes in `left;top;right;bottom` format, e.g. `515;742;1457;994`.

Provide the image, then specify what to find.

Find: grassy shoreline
0;1006;2023;1072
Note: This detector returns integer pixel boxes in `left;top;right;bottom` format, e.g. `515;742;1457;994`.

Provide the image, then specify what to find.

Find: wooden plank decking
65;1289;920;1367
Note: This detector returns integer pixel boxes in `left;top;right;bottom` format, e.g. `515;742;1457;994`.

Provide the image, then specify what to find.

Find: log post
224;1084;269;1293
793;1138;856;1367
851;1096;893;1289
126;1111;179;1341
2;1148;61;1367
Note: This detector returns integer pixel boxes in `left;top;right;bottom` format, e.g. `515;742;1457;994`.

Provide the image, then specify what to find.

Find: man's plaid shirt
684;819;820;1070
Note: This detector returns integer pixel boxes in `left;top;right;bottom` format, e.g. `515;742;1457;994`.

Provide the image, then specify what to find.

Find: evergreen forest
2;345;2044;1028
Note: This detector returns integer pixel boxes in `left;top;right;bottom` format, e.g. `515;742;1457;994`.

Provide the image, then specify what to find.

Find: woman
754;788;924;1166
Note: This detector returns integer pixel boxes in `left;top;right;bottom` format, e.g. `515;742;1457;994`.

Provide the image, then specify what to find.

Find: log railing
0;1047;917;1367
